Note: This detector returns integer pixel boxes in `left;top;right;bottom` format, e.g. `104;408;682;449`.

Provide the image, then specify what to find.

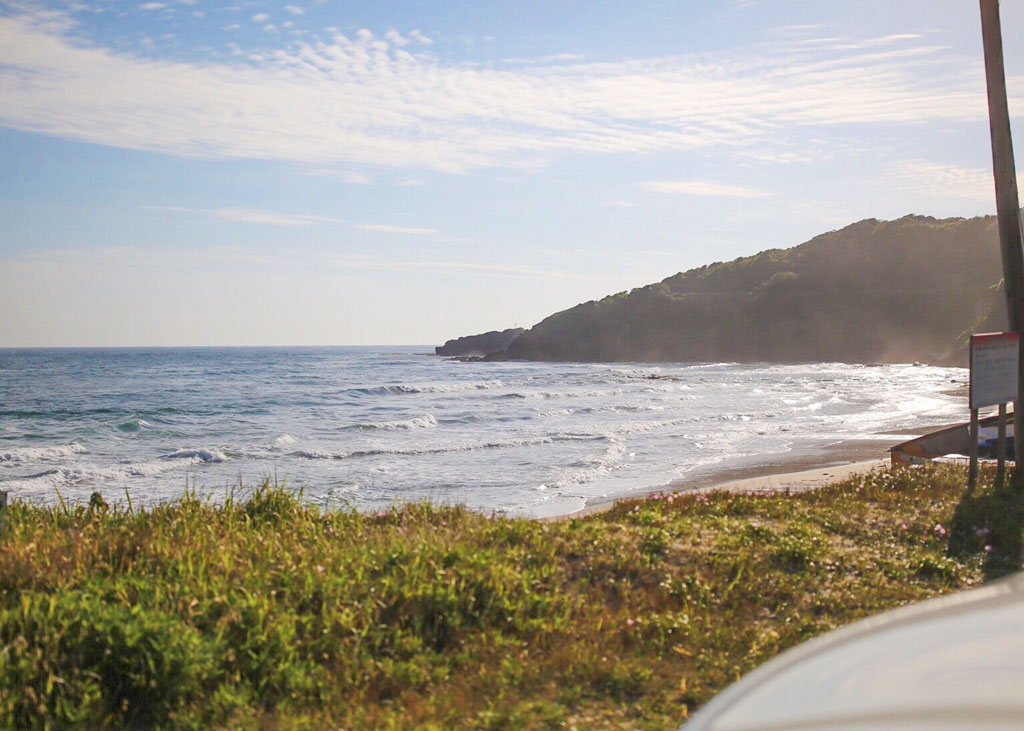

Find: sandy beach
546;437;897;521
696;457;888;495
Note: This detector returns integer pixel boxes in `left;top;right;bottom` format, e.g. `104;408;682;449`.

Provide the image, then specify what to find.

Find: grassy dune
1;464;1021;729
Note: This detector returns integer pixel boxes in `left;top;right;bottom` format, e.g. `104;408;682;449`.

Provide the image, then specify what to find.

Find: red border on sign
971;332;1020;347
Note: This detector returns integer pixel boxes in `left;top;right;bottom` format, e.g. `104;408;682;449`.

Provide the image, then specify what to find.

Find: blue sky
2;0;1024;346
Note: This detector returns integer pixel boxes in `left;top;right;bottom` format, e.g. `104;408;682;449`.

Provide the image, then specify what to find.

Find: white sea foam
294;434;562;461
352;414;438;430
160;448;228;463
539;408;576;417
548;439;627;488
612;417;697;436
295;449;342;460
0;471;67;492
417;380;505;393
578;404;667;414
0;443;87;463
117;418;154;432
1;452;218;490
355;380;504;396
499;388;626;400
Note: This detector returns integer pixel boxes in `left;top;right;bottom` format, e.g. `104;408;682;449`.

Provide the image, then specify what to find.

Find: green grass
1;464;1021;729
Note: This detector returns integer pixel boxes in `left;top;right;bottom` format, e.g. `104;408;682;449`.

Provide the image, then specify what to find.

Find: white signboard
970;332;1020;409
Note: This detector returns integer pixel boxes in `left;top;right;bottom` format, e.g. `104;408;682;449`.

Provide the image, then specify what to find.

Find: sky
3;0;1024;347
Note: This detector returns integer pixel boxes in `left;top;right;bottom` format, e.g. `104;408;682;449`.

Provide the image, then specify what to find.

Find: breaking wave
347;414;438;430
348;380;504;396
293;433;604;461
0;443;87;463
116;419;154;432
273;434;298;447
547;439;628;488
160;448;227;463
1;448;228;491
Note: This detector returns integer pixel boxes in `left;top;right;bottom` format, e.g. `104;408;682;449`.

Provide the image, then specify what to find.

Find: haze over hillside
446;214;1009;365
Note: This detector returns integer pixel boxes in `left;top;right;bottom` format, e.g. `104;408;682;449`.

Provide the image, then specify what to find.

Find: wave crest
349;380;504;397
0;443;87;463
349;414;438;431
159;448;227;463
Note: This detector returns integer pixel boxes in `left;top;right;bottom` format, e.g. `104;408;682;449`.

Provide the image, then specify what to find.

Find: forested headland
447;214;1008;365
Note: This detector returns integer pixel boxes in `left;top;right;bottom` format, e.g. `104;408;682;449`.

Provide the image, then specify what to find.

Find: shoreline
544;437;898;522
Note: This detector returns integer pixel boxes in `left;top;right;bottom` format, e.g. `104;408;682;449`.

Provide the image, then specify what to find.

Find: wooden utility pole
980;0;1024;477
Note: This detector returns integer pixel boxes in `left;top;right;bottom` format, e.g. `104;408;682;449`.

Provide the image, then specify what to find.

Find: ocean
0;346;967;517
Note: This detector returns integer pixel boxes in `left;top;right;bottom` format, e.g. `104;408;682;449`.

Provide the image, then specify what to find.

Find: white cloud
331;254;615;281
305;169;371;184
503;53;585;66
408;29;432;45
7;244;603;282
0;11;999;174
251;12;269;22
881;160;996;203
772;24;828;36
385;30;409;47
353;223;472;245
833;34;923;51
138;2;165;10
284;5;303;15
601;200;639;207
153;206;346;225
355;224;437;236
639;180;771;198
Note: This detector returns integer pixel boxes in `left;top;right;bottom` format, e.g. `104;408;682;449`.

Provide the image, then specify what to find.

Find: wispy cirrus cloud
880;159;996;203
771;24;828;36
353;223;471;244
330;254;625;281
10;245;624;283
639;180;771;198
153;206;346;225
355;223;437;236
833;33;923;51
502;53;585;66
304;169;372;184
0;8;998;173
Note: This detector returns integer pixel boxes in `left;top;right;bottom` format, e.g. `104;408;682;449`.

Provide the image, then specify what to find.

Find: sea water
0;346;967;517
